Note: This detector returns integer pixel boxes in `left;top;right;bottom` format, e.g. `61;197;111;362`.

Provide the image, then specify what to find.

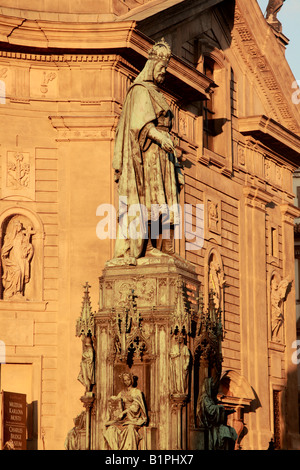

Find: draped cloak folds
113;79;184;260
104;387;148;450
1;223;33;298
197;377;237;450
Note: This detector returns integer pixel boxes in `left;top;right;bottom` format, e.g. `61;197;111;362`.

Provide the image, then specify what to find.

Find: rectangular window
203;59;215;151
273;390;281;450
271;227;278;258
295;245;300;301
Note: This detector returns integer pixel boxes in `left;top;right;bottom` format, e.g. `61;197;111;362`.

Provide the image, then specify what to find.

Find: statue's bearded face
153;60;167;85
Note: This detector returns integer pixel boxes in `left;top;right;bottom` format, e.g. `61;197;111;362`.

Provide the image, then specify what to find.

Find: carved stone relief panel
114;278;156;308
264;158;283;189
30;68;57;98
204;194;221;244
1;148;35;200
237;143;246;167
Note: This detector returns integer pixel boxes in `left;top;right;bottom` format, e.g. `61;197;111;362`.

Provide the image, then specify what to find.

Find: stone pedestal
94;255;200;450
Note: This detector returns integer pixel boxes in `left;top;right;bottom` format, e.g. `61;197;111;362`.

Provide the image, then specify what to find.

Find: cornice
232;0;300;135
0;16;211;100
123;0;223;26
243;185;273;211
280;203;300;225
48;115;120;141
239;115;300;167
0;17;137;49
0;6;116;23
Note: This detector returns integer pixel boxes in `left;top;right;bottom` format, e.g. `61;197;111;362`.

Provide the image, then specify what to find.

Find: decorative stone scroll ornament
270;275;292;341
40;71;56;94
112;38;184;263
104;372;148;450
1;218;34;300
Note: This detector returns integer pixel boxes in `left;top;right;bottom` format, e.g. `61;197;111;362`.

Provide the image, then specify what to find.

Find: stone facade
0;0;300;450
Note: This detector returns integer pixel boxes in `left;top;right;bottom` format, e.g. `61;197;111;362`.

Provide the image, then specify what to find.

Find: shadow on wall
280;365;300;450
27;400;38;450
218;369;260;450
219;362;300;450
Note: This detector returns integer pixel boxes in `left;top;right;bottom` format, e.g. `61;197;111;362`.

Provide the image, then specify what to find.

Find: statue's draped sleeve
113;83;157;205
112;84;159;259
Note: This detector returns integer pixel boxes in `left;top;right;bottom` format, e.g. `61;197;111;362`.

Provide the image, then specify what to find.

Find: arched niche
0;208;44;301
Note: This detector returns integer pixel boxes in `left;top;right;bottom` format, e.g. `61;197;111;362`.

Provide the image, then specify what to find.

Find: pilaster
239;185;272;449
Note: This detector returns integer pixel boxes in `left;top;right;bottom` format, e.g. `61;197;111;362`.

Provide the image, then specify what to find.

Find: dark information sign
2;391;27;450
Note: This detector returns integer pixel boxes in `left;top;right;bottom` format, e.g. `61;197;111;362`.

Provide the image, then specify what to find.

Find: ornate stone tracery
109;291;153;365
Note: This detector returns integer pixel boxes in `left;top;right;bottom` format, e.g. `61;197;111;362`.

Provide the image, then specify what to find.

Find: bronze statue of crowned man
112;38;184;264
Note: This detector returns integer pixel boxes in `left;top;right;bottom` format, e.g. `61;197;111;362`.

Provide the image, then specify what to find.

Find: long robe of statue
112;38;184;261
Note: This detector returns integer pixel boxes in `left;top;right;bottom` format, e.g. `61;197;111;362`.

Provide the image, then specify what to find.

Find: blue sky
257;0;300;79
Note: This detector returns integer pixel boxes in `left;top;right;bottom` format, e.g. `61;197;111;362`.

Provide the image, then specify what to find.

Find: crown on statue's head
148;37;172;62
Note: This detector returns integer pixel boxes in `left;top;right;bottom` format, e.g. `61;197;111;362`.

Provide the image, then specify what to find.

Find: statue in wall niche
270;276;292;340
1;218;34;300
112;38;184;263
64;412;86;450
77;335;95;392
197;377;237;450
169;333;191;397
104;373;148;450
209;257;225;311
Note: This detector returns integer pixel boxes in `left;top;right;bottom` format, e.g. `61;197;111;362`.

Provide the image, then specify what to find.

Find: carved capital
170;393;188;413
80;392;95;410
